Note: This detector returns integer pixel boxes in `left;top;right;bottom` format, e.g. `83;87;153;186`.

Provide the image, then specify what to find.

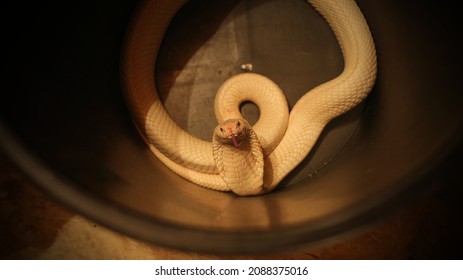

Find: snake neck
212;128;266;196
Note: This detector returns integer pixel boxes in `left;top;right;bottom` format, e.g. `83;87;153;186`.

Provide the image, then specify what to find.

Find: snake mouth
229;134;240;148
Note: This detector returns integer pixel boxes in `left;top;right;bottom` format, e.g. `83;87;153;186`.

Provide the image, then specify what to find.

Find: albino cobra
121;0;377;196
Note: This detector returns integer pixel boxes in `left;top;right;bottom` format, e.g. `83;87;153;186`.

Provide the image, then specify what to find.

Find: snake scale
121;0;377;196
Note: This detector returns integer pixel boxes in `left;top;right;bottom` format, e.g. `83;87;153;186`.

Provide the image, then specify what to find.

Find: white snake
121;0;377;196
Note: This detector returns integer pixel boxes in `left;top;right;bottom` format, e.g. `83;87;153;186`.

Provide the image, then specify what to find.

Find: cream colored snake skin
121;0;377;196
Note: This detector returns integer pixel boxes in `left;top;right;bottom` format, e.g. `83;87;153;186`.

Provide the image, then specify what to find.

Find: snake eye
237;121;241;127
220;127;224;132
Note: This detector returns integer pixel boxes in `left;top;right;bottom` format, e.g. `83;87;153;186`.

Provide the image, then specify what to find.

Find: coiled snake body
121;0;377;196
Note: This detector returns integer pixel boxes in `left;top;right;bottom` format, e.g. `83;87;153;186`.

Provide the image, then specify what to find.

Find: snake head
214;118;250;148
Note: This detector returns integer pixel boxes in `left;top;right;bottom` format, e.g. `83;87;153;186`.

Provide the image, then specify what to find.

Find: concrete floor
1;148;462;259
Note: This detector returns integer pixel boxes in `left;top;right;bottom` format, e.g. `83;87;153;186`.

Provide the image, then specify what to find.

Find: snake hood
212;118;265;195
